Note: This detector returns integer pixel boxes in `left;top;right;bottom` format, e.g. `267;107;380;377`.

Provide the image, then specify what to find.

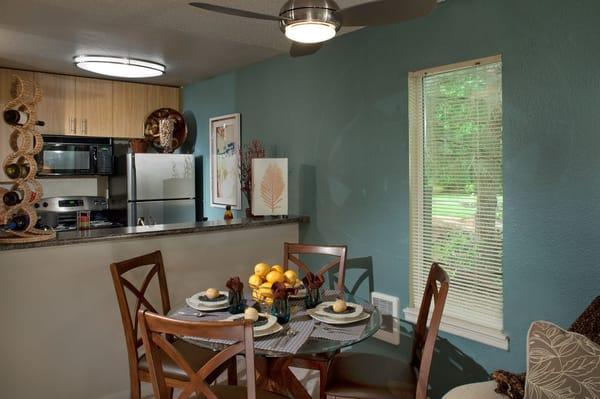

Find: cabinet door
147;85;180;112
112;81;147;138
75;77;113;137
35;72;75;135
0;69;34;181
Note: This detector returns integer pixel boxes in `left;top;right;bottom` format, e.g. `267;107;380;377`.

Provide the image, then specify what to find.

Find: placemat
310;319;369;341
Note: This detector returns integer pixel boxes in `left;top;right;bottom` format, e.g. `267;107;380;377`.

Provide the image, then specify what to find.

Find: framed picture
252;158;288;216
209;113;241;209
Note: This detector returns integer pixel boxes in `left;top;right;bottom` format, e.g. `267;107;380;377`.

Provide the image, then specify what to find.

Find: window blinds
409;58;503;333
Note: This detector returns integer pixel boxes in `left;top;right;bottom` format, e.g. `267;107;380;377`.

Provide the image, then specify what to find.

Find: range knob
34;203;40;208
42;202;48;207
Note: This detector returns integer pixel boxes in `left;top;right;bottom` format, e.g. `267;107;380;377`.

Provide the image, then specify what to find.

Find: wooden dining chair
283;242;348;295
110;250;236;399
325;263;450;399
138;310;288;399
283;242;348;399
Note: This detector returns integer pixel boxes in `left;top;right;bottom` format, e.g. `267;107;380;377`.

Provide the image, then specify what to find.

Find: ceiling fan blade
290;42;323;58
339;0;437;27
189;2;287;22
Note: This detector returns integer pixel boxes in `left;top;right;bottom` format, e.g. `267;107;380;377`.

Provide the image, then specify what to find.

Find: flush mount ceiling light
73;56;165;78
189;0;438;57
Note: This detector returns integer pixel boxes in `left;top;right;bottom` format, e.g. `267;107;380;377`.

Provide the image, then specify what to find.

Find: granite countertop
0;215;309;251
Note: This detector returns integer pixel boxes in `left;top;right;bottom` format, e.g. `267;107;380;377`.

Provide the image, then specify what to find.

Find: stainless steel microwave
36;135;113;176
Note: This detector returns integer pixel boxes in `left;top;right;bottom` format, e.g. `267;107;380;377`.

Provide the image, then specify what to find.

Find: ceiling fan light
285;22;337;44
73;55;165;78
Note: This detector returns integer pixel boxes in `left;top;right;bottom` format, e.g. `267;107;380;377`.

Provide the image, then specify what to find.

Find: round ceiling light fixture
73;56;165;78
279;0;341;44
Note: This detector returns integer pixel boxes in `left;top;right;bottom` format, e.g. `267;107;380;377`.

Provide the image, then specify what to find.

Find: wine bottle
3;190;23;206
3;109;45;127
0;214;30;231
4;162;30;179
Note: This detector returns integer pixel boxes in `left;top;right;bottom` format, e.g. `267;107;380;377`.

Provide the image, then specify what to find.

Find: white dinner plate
225;313;277;332
307;307;371;325
289;286;307;299
255;322;283;338
314;301;364;319
186;296;230;312
187;290;229;309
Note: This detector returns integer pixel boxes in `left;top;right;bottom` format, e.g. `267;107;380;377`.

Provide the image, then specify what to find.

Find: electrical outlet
371;292;400;345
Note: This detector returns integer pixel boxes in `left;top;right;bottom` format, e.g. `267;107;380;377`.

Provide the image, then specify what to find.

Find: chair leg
318;363;328;399
167;387;174;399
130;377;141;399
227;358;238;385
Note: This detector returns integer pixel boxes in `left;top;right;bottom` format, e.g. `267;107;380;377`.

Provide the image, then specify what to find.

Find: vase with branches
239;139;265;217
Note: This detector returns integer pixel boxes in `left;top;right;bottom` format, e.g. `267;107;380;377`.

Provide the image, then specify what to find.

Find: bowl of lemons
248;262;303;305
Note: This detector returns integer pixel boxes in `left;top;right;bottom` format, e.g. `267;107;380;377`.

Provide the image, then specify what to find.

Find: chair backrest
327;256;374;297
138;311;256;399
410;262;449;399
110;251;171;376
283;242;348;295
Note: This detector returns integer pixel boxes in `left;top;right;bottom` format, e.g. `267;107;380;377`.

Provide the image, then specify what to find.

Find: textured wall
183;0;600;374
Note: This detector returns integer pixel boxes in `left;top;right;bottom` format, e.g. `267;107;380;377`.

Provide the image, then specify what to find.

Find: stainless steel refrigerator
109;153;196;226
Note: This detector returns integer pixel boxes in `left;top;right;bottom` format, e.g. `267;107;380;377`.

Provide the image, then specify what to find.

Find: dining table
170;289;382;399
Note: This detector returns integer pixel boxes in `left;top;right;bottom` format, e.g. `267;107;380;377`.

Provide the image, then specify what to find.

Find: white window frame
404;55;509;350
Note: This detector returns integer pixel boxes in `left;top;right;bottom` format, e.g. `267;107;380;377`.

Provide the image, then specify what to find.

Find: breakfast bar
0;217;307;399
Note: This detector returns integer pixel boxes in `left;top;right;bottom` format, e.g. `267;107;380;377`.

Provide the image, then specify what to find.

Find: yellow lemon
258;282;273;297
283;270;298;284
266;270;284;284
248;274;263;287
271;264;284;274
254;262;270;278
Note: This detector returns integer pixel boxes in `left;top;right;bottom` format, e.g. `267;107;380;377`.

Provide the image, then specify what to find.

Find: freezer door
127;199;196;226
128;153;195;201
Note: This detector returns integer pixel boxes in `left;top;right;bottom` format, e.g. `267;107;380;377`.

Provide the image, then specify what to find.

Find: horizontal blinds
409;60;503;332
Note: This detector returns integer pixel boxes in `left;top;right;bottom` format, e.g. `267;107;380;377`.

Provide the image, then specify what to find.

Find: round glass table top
170;293;381;358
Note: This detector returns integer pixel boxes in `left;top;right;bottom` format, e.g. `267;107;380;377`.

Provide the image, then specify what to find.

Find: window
405;55;507;349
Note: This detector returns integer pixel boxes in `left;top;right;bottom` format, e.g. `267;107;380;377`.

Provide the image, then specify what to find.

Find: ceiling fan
189;0;437;57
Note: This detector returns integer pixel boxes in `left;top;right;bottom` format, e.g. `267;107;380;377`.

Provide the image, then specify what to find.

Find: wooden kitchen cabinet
112;81;147;138
147;85;180;112
0;68;34;181
34;72;75;135
75;77;113;137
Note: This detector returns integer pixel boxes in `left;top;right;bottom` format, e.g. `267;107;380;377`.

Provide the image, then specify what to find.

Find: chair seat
138;339;216;380
325;353;417;399
199;385;288;399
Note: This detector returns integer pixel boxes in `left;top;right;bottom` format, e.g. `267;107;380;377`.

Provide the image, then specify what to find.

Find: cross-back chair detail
283;243;348;295
110;251;171;374
328;256;374;298
139;311;256;399
410;262;449;399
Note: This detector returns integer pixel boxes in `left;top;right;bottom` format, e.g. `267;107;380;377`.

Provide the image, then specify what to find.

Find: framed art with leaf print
251;158;288;216
209;113;241;209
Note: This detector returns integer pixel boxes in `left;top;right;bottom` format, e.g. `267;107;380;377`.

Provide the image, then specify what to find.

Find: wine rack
0;75;55;244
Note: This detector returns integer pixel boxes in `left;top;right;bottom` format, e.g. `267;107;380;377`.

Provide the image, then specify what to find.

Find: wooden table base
255;356;313;399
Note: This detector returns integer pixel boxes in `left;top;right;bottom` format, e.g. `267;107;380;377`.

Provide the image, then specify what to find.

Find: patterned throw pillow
525;320;600;399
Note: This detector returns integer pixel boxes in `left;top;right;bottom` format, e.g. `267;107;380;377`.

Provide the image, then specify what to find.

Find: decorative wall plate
144;108;187;153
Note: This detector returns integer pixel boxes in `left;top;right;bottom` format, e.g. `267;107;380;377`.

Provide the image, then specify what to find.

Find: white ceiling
0;0;369;86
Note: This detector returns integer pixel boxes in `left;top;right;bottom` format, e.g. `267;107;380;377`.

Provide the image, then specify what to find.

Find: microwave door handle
91;147;97;173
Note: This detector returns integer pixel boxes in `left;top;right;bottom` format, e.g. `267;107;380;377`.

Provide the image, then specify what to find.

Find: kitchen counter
0;215;309;251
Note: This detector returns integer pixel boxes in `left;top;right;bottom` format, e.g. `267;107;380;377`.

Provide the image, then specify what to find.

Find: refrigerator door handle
127;154;137;202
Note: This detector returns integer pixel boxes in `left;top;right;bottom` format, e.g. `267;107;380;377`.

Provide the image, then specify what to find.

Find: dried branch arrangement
239;139;265;211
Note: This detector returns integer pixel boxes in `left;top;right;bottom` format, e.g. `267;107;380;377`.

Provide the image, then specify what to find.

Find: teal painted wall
183;0;600;374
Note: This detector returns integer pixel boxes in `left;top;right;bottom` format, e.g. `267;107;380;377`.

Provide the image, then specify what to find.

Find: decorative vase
129;138;148;153
228;290;245;314
304;287;321;309
271;297;291;324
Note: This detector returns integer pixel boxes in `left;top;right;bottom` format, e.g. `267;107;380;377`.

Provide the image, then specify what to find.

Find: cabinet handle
84;119;88;135
71;117;77;134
